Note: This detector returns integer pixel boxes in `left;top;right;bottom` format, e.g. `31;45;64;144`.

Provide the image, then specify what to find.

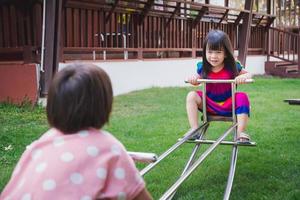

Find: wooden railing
268;27;299;66
0;1;272;62
62;47;200;60
0;46;40;63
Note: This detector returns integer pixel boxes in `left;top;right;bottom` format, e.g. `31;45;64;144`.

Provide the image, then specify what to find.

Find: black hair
202;30;239;78
46;63;113;134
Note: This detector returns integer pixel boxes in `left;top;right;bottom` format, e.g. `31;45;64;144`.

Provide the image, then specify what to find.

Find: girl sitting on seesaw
1;63;153;200
186;29;252;143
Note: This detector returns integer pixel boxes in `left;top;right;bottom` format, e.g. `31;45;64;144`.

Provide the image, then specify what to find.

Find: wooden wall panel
2;6;10;47
25;9;32;46
87;10;92;47
0;7;3;47
80;9;86;47
66;8;73;47
9;5;17;47
73;8;79;47
100;11;105;47
93;10;98;47
1;4;38;47
33;4;42;47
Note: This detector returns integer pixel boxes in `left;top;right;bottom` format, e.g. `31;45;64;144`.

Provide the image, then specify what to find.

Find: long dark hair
202;30;238;78
47;63;113;134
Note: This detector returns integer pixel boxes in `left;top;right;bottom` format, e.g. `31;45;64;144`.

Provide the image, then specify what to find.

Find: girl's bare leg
186;91;202;129
237;113;249;141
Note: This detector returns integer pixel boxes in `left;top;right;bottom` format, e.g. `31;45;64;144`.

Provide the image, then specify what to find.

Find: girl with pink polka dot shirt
1;63;152;200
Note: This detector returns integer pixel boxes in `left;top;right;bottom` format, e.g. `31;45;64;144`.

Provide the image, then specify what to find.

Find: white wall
245;55;267;75
59;55;266;96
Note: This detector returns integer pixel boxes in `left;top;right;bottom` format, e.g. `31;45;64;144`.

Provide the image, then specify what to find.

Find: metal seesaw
131;79;256;200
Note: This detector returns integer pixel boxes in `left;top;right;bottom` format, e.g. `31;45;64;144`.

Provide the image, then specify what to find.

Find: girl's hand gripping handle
185;74;201;85
235;73;254;84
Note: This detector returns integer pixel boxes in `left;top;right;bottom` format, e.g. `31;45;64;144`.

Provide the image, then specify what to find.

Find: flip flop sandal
236;132;251;144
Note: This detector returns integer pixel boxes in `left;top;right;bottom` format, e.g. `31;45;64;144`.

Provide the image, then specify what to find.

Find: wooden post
237;0;254;66
192;22;196;58
266;28;270;62
41;0;62;96
297;30;300;73
265;0;271;59
137;19;143;60
298;3;300;71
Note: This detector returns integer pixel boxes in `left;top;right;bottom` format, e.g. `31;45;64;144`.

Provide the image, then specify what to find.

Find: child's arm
235;69;252;84
133;188;153;200
186;73;202;86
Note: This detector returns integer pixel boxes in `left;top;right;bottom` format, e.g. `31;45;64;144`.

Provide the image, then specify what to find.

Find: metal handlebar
185;79;255;84
128;151;158;163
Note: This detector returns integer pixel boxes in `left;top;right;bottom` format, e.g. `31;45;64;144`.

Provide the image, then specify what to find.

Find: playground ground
1;77;300;199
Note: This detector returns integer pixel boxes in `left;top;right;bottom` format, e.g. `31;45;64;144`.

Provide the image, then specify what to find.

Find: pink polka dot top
1;128;146;200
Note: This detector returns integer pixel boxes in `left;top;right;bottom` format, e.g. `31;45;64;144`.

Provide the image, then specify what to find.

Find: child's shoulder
196;61;203;74
235;60;244;69
196;61;203;68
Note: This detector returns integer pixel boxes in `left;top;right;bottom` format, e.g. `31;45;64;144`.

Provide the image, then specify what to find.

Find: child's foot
236;132;251;144
181;128;200;140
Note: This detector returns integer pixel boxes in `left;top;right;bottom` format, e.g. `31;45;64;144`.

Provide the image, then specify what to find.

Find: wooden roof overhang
65;0;275;28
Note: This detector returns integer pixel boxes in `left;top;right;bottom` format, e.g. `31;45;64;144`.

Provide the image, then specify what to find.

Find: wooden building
0;0;299;103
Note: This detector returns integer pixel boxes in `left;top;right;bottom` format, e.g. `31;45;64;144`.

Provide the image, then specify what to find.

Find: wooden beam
166;2;180;27
234;12;244;26
41;0;63;96
105;0;119;22
255;15;264;27
237;0;253;66
139;0;154;24
265;16;275;28
193;6;208;28
218;9;228;25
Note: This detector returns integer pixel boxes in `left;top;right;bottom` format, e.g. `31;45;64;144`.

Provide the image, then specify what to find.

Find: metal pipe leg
140;123;209;176
182;125;209;173
223;145;238;200
167;143;202;200
167;125;209;200
159;123;237;200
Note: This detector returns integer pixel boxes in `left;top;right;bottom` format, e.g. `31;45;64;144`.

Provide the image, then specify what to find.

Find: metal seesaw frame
138;79;256;200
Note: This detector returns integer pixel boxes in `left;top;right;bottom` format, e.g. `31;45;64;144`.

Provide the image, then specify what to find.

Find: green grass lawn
1;77;300;199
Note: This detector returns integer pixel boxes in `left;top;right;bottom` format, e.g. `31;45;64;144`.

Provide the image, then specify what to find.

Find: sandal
181;128;200;140
236;132;251;144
